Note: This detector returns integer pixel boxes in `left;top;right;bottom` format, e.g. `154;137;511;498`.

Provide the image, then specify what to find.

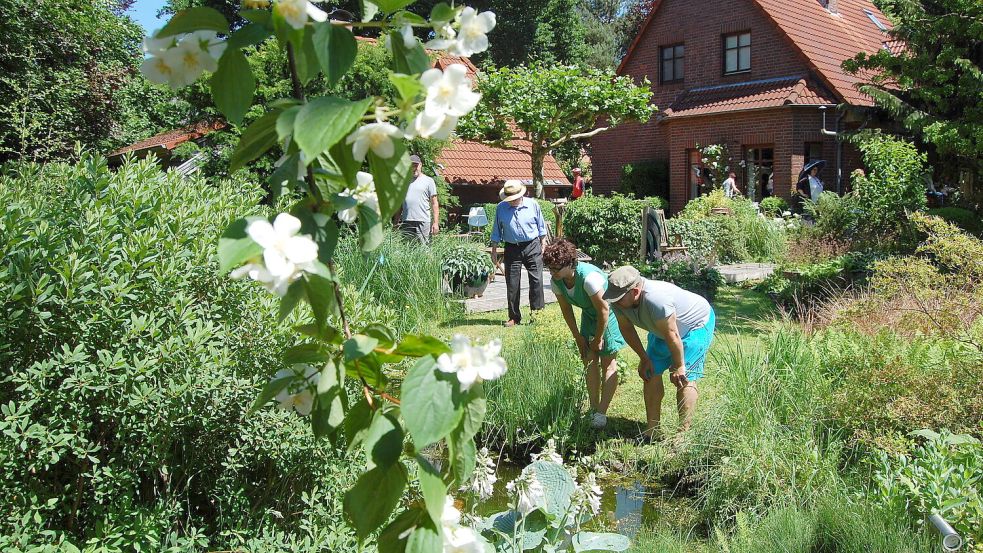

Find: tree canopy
457;63;655;196
843;0;983;166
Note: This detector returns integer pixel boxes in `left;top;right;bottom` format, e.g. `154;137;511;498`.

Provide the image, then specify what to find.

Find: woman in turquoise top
543;238;626;429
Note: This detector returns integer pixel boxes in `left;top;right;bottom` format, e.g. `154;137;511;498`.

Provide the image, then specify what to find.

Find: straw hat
499;180;527;202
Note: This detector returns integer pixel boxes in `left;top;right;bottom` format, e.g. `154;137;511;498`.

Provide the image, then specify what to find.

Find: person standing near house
604;266;715;439
397;155;439;243
543;238;625;429
722;171;740;198
571;167;585;200
491;180;547;327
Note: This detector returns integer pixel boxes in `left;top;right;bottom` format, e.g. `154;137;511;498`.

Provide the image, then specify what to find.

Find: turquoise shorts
645;308;716;381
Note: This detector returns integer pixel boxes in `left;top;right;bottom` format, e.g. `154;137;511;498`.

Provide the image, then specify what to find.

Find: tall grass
675;326;845;521
333;230;461;336
481;323;589;458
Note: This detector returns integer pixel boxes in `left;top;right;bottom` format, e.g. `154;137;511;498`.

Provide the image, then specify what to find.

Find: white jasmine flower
141;52;182;88
443;525;485;553
406;110;458;140
346;120;402;161
142;30;177;55
449;8;495;56
399;24;416;48
231;262;292;296
506;467;545;516
246;213;319;282
275;0;327;30
465;447;498;500
272;364;319;415
436;334;507;391
140;30;225;89
531;438;564;464
337;172;379;224
441;496;462;527
420;64;480;118
425;19;457;51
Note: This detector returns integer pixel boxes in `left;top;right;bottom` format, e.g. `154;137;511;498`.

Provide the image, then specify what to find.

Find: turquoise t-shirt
552;262;626;356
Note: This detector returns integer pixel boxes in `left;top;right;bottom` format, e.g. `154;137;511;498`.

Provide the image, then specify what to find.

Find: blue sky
128;0;168;33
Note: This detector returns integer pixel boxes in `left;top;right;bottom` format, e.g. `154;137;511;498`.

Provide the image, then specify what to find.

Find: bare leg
597;355;619;415
675;382;699;432
585;354;601;412
643;374;664;438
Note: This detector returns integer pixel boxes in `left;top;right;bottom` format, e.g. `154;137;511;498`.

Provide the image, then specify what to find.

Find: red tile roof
619;0;894;107
109;120;225;157
438;139;569;186
662;75;837;119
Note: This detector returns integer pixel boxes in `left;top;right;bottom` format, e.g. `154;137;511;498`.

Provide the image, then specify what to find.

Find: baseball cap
603;266;643;302
409;154;422;164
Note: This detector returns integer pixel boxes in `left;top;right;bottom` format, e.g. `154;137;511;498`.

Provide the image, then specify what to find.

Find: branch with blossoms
137;1;526;550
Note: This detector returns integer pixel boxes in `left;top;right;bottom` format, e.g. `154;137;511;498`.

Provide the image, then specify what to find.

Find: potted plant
442;241;494;297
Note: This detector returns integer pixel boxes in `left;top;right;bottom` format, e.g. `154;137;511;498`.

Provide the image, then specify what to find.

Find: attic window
864;9;888;31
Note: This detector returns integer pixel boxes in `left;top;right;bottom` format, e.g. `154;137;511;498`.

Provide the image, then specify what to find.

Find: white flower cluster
440;497;485;553
426;7;496;57
275;0;327;30
436;334;507;391
570;472;602;517
232;213;318;296
347;109;402;162
141;30;226;89
464;447;498;500
530;438;564;464
272;364;319;415
505;467;546;516
337;171;380;224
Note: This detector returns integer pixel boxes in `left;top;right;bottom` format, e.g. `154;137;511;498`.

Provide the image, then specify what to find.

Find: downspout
819;105;846;194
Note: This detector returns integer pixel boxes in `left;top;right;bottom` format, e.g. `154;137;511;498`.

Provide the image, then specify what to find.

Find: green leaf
312;358;347;439
447;426;476;487
240;9;271;25
406;520;443;553
416;455;446;526
530;460;576;520
313;23;357;88
346;355;387;390
211;49;254;125
295;323;340;343
344;463;408;540
401;356;460;449
389;73;424;103
363;324;397;345
269;152;300;200
370;143;413;220
217;216;263;272
276;106;301;142
379;508;424;553
304;273;338;330
456;384;486;442
294;30;321;85
278;279;305;321
363;410;403;469
360;0;380;21
430;3;455;22
389;31;430;74
572;532;631;552
282;343;330;365
157;6;228;37
487;510;548;550
249;370;295;414
356;204;385;252
344;396;373;451
227;22;272;49
393;335;451;358
344;335;380;361
371;0;415;12
230;110;280;172
327;139;362;185
294;97;372;160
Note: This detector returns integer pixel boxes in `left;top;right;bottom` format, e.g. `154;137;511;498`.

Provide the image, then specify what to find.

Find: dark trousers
504;239;545;323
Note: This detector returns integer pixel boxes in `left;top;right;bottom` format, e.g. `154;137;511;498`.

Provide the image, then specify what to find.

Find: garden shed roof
437;138;569;187
109;120;225;158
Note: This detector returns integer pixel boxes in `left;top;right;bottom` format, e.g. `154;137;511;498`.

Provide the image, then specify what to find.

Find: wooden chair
639;207;687;261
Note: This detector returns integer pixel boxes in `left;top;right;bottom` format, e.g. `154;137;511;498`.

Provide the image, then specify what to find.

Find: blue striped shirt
490;198;547;244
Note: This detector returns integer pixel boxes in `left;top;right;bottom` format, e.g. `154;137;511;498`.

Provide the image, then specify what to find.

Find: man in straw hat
490;180;548;327
603;266;716;438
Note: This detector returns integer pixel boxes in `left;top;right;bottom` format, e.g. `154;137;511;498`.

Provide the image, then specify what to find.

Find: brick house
591;0;896;213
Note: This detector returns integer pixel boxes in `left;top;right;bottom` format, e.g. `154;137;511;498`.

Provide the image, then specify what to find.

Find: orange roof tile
109;120;225;157
438;139;569;186
620;0;894;106
662;76;837;118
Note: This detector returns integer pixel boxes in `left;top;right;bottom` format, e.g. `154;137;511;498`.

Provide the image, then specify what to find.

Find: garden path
464;268;558;313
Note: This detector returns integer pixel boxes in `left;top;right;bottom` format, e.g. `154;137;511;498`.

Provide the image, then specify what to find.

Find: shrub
637;254;725;301
759;196;788;217
872;430;983;548
0;155;361;551
678;189;757;220
804;191;861;241
850;132;928;238
562;192;663;266
441;240;494;284
619;159;669;200
667;215;786;264
927;207;983;236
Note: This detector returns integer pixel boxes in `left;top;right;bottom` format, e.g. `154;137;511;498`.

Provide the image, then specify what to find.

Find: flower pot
450;273;490;298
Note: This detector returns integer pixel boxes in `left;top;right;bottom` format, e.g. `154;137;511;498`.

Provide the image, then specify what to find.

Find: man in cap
604;266;716;438
571;167;584;200
397;154;439;243
491;180;548;327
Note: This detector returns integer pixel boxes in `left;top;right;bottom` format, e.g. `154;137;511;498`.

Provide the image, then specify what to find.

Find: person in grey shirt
604;266;716;439
397;155;439;243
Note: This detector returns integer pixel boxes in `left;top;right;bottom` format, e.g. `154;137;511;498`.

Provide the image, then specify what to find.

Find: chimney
827;0;838;13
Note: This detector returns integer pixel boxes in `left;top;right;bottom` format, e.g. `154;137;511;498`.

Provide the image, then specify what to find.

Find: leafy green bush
759;197;788;217
678;189;757;220
927;207;983;237
637;254;725;301
441;240;494;284
850;132;928;238
666;216;786;264
562;193;666;266
619;159;669;200
872;430;983;548
0;155;361;551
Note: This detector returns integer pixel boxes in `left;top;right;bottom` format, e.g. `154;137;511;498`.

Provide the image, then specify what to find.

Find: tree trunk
532;148;546;199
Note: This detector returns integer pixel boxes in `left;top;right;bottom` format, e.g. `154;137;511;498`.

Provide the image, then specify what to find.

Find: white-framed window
724;32;751;74
864;9;888;31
